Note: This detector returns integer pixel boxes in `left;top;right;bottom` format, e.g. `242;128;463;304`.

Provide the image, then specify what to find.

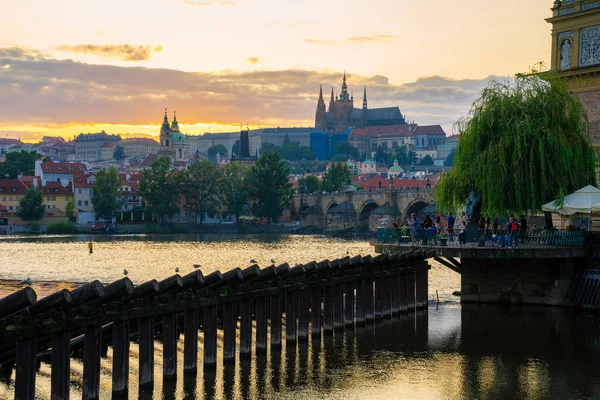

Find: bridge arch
401;199;432;224
357;200;380;230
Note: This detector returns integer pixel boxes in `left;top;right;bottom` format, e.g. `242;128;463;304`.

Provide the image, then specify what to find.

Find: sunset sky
1;0;553;141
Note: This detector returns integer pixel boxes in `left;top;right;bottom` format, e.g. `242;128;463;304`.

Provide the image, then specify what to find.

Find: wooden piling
183;308;198;373
223;301;236;362
310;287;321;335
334;283;343;329
270;294;282;348
51;330;70;400
374;277;383;318
383;276;392;317
297;290;309;340
239;299;252;357
285;291;297;342
391;274;401;314
365;278;375;321
0;287;37;319
323;285;334;332
406;272;416;312
356;279;365;325
203;304;218;366
112;321;130;397
255;297;268;352
344;281;354;327
82;325;102;399
15;338;37;400
138;316;155;389
162;312;177;378
400;273;408;313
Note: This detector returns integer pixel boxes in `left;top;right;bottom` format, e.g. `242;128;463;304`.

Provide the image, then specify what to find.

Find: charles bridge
292;188;436;231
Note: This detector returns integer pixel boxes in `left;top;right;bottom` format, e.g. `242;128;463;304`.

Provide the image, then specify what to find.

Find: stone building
119;138;160;159
547;1;600;146
159;110;190;166
74;131;121;162
315;73;406;131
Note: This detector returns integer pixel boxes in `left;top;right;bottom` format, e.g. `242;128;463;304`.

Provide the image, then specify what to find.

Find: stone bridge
292;188;436;232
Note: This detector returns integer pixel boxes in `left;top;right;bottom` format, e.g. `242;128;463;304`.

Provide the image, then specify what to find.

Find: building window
78;188;82;194
84;201;89;206
78;200;82;206
9;196;13;201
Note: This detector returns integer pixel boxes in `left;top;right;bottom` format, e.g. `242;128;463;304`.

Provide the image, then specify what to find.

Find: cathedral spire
329;87;335;111
340;70;350;100
363;86;368;109
315;85;327;130
318;85;324;102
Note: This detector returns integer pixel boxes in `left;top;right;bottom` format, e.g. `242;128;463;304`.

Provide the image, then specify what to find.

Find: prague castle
315;73;406;132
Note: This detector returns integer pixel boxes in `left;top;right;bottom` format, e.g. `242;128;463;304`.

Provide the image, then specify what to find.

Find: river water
0;234;598;399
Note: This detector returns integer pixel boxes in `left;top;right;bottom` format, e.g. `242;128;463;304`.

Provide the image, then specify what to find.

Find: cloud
246;56;260;64
0;47;502;135
182;0;236;5
55;44;163;61
303;39;334;45
345;33;398;43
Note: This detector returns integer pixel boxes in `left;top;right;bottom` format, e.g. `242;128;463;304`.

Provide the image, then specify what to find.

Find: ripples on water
0;235;599;399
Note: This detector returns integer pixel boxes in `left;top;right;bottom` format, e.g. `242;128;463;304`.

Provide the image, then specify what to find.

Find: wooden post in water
374;277;383;318
112;320;130;397
383;275;392;317
344;281;354;327
334;283;343;329
15;338;37;400
255;297;268;352
297;289;309;340
239;299;253;357
391;274;401;314
406;271;416;312
310;287;321;335
82;325;102;399
416;266;429;310
163;312;177;378
323;285;334;332
203;304;218;366
271;294;282;348
399;273;408;313
183;308;198;374
51;330;70;400
138;316;154;389
285;291;297;343
223;301;237;362
356;279;365;325
365;278;375;322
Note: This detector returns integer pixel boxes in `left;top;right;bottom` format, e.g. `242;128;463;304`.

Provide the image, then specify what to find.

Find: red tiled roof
0;203;6;212
351;124;417;137
73;172;95;188
415;125;446;135
447;134;460;140
41;162;86;174
40;181;73;194
0;179;29;195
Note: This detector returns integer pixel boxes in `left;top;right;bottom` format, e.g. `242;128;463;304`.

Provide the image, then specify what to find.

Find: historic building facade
548;1;600;146
159;109;189;165
315;73;406;132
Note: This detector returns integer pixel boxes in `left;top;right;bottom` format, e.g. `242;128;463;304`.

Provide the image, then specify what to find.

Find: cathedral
315;73;406;131
159;109;189;164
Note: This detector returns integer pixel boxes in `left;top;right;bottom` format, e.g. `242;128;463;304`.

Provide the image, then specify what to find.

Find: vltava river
0;234;599;399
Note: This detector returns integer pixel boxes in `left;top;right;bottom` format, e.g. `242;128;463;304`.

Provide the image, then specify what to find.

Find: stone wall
577;90;600;146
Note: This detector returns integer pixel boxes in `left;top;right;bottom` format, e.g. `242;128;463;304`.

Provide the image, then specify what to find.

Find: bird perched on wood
346;250;349;255
193;264;201;269
270;258;275;264
123;269;128;276
20;277;32;285
250;259;257;264
175;267;180;273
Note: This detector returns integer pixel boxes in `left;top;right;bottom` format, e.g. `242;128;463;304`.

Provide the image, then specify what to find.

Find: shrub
46;221;80;234
29;222;41;233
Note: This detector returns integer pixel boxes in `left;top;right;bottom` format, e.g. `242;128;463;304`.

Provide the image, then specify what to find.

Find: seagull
250;259;257;264
193;264;201;269
346;250;350;255
123;269;128;276
175;267;180;273
20;277;32;285
270;258;275;264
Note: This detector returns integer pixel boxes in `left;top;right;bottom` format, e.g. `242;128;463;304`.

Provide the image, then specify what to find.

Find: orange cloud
303;39;334;45
55;44;163;61
345;34;398;43
246;56;260;64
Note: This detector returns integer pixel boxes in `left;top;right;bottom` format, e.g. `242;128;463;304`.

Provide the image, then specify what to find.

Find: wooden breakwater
0;250;432;399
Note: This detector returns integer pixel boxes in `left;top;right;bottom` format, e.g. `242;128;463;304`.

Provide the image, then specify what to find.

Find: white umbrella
542;185;600;216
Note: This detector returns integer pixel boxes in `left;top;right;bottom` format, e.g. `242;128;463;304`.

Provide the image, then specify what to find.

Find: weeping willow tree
437;72;597;216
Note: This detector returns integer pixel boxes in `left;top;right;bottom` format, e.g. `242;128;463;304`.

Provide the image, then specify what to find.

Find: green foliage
260;139;315;161
322;162;352;193
374;146;394;167
437;72;597;216
444;148;457;167
0;151;42;179
65;198;75;219
183;161;222;224
113;146;126;160
208;144;228;157
29;222;40;233
297;175;320;194
91;167;122;220
334;141;359;160
140;156;182;223
301;147;316;161
46;221;80;234
221;162;250;219
420;155;434;166
17;186;45;221
246;151;292;223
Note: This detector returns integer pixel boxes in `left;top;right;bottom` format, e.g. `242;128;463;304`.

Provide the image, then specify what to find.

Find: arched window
178;149;182;158
166;139;170;147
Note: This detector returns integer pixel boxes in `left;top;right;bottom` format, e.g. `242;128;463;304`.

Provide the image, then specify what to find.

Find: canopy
542;185;600;215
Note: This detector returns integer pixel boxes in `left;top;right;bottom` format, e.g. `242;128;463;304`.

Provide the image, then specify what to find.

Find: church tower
329;87;335;112
160;108;172;147
334;72;354;131
170;110;179;132
315;85;327;130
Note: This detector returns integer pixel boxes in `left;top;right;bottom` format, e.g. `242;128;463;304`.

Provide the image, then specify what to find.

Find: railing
376;228;589;248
